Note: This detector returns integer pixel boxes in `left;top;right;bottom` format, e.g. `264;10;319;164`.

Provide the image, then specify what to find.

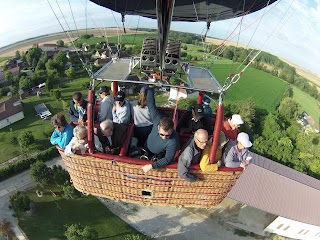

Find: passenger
64;125;103;157
97;119;127;155
176;104;211;133
199;131;227;172
130;86;153;147
68;92;88;124
202;96;213;123
50;114;74;149
222;132;252;169
97;86;114;122
222;114;244;140
112;90;131;124
142;87;179;173
178;129;209;182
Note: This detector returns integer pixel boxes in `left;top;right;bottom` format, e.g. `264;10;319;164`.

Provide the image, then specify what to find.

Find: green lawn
18;186;143;240
0;56;12;63
210;62;287;112
0;77;94;163
293;85;320;126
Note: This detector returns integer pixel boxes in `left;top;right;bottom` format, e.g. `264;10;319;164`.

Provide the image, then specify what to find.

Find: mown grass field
209;61;288;112
18;186;143;240
0;77;94;163
292;85;320;126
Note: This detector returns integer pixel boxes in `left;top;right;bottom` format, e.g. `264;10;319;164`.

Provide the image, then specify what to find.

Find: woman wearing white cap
222;132;253;169
222;114;244;140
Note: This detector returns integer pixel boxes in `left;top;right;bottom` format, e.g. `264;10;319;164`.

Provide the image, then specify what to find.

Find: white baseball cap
237;132;252;148
231;114;244;125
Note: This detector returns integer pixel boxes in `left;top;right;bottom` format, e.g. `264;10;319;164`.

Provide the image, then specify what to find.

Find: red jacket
222;119;240;141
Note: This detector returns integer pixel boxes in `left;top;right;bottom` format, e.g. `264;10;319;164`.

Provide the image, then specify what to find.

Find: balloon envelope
89;0;278;22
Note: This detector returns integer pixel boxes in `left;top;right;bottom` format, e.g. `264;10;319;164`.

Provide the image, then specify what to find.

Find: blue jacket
68;100;88;123
50;123;74;149
145;87;179;169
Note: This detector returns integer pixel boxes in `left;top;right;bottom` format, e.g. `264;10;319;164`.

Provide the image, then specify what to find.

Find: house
95;50;108;59
0;96;24;129
227;153;320;240
94;58;111;67
40;43;58;52
7;66;20;77
66;51;78;59
297;112;318;132
82;43;90;52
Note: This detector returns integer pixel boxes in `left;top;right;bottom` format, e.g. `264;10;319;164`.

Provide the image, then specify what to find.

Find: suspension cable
68;0;80;38
221;0;294;92
47;0;93;78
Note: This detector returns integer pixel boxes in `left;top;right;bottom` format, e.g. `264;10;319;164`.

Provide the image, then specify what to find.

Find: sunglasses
195;137;208;144
159;133;171;138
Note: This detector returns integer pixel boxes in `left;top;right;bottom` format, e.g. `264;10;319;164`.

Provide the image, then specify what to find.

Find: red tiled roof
8;66;20;75
0;96;24;121
227;153;320;226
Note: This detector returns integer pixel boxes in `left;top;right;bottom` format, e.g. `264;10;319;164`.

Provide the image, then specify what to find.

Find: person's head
100;119;113;137
51;114;67;132
194;129;209;149
73;125;88;145
115;90;125;106
236;132;252;150
158;117;174;139
98;86;110;98
192;104;204;121
229;114;244;130
138;86;148;108
73;92;83;106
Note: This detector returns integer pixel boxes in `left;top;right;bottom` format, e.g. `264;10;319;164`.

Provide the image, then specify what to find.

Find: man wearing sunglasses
142;87;179;173
177;129;209;182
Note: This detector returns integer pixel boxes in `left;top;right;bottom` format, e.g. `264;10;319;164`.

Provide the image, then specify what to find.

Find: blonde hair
73;125;88;139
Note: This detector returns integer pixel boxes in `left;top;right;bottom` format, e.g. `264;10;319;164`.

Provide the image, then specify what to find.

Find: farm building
227;153;320;240
0;96;24;129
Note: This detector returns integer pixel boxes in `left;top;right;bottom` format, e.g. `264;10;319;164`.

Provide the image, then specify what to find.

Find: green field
293;85;320;126
210;62;287;111
0;77;93;163
18;186;143;240
0;56;12;63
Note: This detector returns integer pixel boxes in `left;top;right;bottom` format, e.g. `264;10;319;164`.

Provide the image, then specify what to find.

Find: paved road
0;157;254;240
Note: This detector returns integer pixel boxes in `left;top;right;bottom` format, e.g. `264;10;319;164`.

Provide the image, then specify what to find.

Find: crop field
292;85;320;126
210;61;288;111
73;33;156;46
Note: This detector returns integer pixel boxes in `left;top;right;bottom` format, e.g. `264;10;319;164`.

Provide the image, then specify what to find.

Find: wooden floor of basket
60;150;242;208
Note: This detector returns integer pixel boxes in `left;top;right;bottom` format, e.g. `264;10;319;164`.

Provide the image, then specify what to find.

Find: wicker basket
60;150;242;208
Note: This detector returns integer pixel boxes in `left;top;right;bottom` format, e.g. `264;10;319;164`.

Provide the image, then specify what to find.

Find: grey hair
100;119;113;131
73;125;88;138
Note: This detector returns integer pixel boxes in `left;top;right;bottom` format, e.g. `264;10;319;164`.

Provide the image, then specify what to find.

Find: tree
30;161;53;187
15;50;21;59
4;71;13;82
65;224;98;240
52;165;70;186
19;76;31;90
56;39;65;47
63;185;81;199
183;45;187;50
278;97;301;121
18;131;35;152
26;46;42;69
65;66;76;78
46;79;53;92
50;89;62;101
9;191;30;213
